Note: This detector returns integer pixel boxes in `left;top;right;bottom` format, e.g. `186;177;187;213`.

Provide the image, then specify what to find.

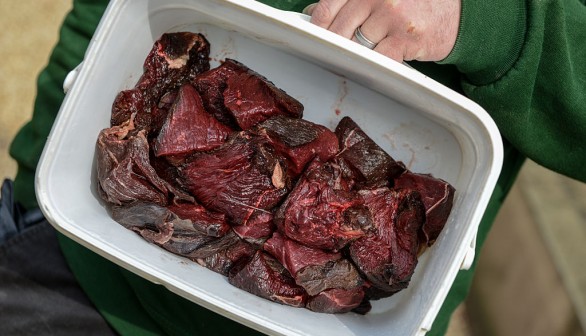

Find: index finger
308;0;349;29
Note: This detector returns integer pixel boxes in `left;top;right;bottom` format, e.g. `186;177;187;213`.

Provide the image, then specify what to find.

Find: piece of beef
349;188;425;293
295;259;363;296
182;230;242;259
263;232;361;295
167;202;231;238
394;171;455;247
195;235;257;276
112;201;253;274
110;201;174;231
306;287;365;314
263;232;341;277
179;132;289;225
110;201;212;251
111;32;210;132
96;120;193;206
232;210;275;245
111;89;147;131
335;117;405;187
228;251;308;308
154;83;232;158
275;159;373;251
192;59;249;128
253;116;339;177
223;68;303;130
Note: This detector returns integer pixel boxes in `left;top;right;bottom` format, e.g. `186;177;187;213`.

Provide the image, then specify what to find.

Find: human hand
304;0;461;62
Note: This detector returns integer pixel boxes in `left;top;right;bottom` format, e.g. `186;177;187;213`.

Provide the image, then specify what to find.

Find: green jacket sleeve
441;0;586;182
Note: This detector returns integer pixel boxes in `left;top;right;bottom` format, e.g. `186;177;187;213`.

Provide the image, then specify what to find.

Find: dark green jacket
10;0;586;335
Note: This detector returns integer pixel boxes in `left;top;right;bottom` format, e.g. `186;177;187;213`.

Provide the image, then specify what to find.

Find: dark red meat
253;116;339;177
295;259;363;296
167;202;230;238
349;188;425;293
179;133;289;225
306;287;365;314
192;59;248;128
223;69;303;130
275;159;373;251
335;116;405;187
228;251;308;308
394;171;455;247
111;32;210;131
232;210;275;245
263;232;341;277
99;33;456;315
96;120;193;205
110;201;213;252
154;83;232;158
195;234;257;276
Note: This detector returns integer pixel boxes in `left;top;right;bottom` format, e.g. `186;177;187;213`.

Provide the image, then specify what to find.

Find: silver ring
354;26;377;49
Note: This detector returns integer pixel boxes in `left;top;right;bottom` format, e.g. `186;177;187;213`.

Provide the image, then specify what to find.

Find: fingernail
302;3;317;15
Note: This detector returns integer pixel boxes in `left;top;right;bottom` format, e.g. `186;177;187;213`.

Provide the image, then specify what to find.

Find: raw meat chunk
335;117;405;187
110;201;212;252
111;32;210;131
264;233;361;295
154;83;232;157
295;259;363;296
394;171;455;247
229;251;308;308
179;133;289;225
306;287;365;314
232;210;275;245
349;188;425;293
96;119;193;205
275;159;374;251
192;59;248;128
263;232;341;277
223;69;303;130
167;202;230;238
253;116;339;176
195;235;257;276
111;89;147;130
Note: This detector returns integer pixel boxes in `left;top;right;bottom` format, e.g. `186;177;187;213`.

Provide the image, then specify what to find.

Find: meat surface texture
223;69;304;130
253;116;339;177
394;171;456;247
275;159;373;251
154;83;232;157
178;133;289;225
228;251;308;307
111;32;211;132
95;31;456;316
350;188;425;294
335;116;405;187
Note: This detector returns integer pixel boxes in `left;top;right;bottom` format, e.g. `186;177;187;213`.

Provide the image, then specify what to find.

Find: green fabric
9;0;110;210
442;0;586;183
439;0;527;84
8;0;586;335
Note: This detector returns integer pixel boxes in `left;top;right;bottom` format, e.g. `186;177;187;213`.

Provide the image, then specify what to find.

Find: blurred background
1;1;584;335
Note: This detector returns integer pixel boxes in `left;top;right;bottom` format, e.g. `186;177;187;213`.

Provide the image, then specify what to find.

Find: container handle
460;232;477;270
63;62;83;94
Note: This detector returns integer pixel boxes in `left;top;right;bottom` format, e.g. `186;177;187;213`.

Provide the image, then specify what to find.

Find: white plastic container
36;1;503;335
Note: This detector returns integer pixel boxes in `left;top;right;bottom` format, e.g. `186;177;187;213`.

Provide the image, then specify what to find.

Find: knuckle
311;1;334;27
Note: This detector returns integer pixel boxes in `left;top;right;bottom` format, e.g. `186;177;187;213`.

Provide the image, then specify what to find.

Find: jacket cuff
439;0;527;85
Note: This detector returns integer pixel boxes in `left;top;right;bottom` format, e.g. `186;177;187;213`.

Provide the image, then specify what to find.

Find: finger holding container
304;0;461;63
